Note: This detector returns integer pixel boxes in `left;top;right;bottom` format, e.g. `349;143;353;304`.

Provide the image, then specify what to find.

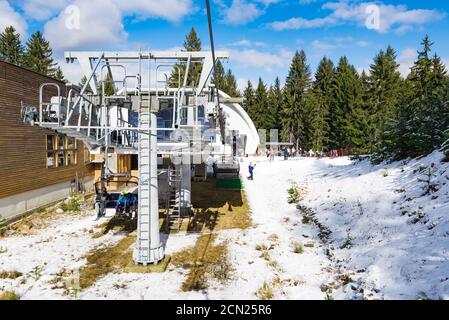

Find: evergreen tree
170;27;202;88
254;78;270;131
0;26;24;65
406;35;448;156
23;31;56;77
280;50;312;147
368;46;402;156
212;59;226;92
267;77;283;131
223;69;240;97
54;66;65;82
99;73;116;96
312;57;334;151
243;80;256;119
79;76;93;93
331;56;366;152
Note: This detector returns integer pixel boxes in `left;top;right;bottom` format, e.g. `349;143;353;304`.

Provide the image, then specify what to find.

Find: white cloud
0;1;28;37
256;0;282;5
222;0;264;25
269;1;445;33
228;47;293;72
310;36;370;53
18;0;193;22
114;0;194;23
231;39;267;47
20;0;71;21
44;0;127;52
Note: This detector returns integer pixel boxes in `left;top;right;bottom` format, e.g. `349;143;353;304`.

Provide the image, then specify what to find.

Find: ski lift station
17;50;259;265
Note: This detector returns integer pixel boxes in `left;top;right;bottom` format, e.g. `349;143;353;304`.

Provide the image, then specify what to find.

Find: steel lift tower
24;50;230;265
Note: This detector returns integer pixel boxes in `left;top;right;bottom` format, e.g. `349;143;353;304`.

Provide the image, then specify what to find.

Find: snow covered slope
242;151;449;299
1;152;448;300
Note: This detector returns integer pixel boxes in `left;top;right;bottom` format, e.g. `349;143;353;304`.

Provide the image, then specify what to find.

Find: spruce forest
242;36;449;162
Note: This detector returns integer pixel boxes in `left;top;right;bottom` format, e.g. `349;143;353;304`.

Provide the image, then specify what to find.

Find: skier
269;147;275;162
248;162;255;180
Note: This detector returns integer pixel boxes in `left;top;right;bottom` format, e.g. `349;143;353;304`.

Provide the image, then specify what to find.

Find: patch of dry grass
188;179;252;233
0;270;23;279
171;234;233;291
0;292;18;300
256;282;274;300
291;241;304;254
79;236;135;288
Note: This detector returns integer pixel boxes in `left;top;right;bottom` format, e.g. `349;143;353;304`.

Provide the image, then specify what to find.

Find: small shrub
325;293;334;300
339;236;353;249
0;247;7;254
260;251;271;261
0;216;7;228
418;168;439;195
302;215;311;224
59;199;81;212
287;187;300;204
28;265;43;280
268;260;278;269
256;282;273;300
291;242;304;254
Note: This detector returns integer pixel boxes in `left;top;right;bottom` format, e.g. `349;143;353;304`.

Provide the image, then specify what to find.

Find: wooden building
0;61;95;221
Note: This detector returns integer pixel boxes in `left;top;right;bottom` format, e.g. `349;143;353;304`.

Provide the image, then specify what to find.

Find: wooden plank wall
0;61;94;199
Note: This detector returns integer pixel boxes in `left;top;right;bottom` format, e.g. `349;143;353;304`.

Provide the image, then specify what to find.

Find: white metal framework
23;49;258;265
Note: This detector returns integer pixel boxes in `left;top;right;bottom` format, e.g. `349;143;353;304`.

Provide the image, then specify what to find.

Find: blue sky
1;0;449;90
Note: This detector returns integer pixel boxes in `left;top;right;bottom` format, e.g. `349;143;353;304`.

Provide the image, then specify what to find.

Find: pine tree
212;59;226;92
382;79;411;160
243;80;256;119
79;76;93;93
254;78;270;131
170;27;202;88
368;46;402;157
280;50;312;147
312;57;334;150
54;66;65;82
406;35;448;156
0;26;24;65
223;69;240;97
23;31;56;77
99;73;116;96
331;56;366;152
267;77;283;131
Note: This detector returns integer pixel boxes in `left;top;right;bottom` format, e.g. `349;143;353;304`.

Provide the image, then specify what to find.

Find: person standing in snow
269;147;275;162
248;162;255;180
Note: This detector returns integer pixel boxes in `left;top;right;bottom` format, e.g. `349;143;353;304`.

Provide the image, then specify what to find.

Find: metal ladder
166;167;182;230
135;83;152;260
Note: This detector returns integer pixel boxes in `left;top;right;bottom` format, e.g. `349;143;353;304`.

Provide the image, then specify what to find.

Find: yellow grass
171;233;232;291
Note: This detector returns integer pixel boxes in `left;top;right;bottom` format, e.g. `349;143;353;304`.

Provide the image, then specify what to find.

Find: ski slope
1;152;449;300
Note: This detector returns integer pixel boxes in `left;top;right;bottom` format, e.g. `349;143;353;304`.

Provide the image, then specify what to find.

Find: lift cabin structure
22;50;259;265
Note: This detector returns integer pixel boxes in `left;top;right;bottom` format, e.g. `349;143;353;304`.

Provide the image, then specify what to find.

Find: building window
46;134;77;168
